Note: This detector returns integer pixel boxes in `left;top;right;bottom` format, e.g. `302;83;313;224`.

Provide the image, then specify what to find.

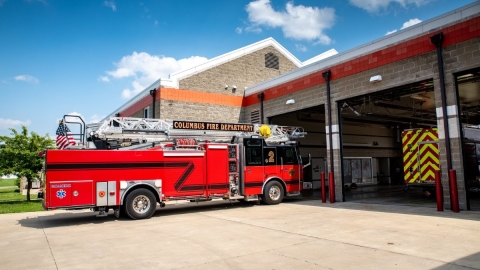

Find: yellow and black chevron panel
402;128;440;184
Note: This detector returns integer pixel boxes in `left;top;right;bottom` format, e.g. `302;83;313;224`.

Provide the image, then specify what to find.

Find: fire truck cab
43;116;310;220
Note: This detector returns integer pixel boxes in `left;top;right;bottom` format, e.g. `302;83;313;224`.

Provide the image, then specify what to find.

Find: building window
251;109;260;124
144;107;150;118
265;52;279;70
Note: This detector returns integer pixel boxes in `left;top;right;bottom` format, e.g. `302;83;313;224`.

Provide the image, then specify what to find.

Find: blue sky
0;0;477;137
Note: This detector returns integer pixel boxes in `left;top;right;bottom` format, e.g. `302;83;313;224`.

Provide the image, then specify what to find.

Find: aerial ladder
63;115;307;150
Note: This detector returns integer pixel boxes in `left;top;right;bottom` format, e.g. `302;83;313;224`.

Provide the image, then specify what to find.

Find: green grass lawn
0;187;43;214
0;187;25;200
0;178;17;187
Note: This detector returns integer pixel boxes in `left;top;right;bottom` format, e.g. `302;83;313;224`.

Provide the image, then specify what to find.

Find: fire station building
103;2;480;211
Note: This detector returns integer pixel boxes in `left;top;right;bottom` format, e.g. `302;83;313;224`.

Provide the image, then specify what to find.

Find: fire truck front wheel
262;181;284;205
124;188;157;220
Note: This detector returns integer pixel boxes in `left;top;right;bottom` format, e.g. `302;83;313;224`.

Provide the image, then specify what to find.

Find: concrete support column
325;102;344;202
431;32;467;210
435;90;467;210
323;69;344;202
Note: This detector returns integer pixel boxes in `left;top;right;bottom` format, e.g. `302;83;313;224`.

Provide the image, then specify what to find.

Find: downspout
150;88;156;119
257;92;265;124
430;33;452;170
322;70;334;173
337;102;346;202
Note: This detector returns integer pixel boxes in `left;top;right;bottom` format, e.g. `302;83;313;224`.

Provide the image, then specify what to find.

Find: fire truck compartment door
49;180;94;208
96;181;117;206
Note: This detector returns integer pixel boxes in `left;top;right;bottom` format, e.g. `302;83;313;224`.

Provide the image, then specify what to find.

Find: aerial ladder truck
42;116;310;219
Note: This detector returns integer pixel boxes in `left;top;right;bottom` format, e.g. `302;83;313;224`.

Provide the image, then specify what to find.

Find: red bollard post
449;169;459;213
435;170;443;211
321;172;326;203
329;172;335;203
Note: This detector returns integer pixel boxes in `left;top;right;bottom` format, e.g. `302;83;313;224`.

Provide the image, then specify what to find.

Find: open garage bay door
268;79;441;208
269;105;327;191
456;68;480;211
338;79;439;207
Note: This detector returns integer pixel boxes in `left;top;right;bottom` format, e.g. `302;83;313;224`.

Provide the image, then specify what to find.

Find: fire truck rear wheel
125;188;157;220
262;181;284;205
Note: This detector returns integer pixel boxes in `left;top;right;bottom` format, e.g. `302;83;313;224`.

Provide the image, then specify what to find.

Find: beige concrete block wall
159;100;242;123
178;46;298;97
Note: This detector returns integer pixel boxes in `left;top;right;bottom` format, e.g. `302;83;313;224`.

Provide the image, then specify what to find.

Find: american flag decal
56;122;76;150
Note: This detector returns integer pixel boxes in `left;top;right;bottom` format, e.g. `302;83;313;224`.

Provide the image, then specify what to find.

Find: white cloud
104;52;208;99
386;29;397;35
245;0;335;45
245;25;262;33
350;0;431;13
401;18;422;29
121;88;133;99
154;20;158;26
99;76;110;82
89;114;105;124
385;18;422;35
104;0;116;11
0;118;32;130
235;27;243;34
295;44;307;52
14;74;39;83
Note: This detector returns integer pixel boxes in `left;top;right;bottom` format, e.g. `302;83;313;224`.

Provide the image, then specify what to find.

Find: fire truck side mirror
303;154;311;169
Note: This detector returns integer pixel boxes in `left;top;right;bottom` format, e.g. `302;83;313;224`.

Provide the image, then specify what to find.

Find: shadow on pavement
18;211;120;229
431;251;480;270
16;200;252;229
288;189;480;222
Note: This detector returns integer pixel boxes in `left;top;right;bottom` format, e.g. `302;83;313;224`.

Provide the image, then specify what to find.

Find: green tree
0;126;54;201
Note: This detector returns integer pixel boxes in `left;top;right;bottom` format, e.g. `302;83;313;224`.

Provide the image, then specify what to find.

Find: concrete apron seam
200;213;473;269
265;242;333;269
171;236;319;270
38;215;59;270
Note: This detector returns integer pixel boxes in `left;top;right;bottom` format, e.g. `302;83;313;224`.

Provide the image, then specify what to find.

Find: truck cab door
279;146;301;192
242;138;264;195
263;146;278;180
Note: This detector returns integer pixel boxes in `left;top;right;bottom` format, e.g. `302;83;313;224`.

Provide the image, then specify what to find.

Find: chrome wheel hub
133;195;151;214
269;186;281;201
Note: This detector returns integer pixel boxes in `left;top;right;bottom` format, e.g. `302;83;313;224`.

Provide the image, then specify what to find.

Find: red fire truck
43;116;310;219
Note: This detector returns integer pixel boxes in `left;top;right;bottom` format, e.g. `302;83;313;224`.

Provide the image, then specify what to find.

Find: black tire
262;181;284;205
124;188;157;220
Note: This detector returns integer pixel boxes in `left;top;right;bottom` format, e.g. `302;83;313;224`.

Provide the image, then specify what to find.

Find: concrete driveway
1;200;479;270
